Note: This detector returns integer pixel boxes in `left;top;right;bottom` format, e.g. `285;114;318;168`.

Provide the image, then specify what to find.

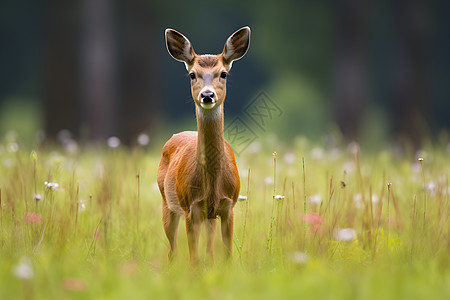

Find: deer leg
206;218;218;262
162;202;180;261
219;198;234;258
220;211;234;258
185;202;202;265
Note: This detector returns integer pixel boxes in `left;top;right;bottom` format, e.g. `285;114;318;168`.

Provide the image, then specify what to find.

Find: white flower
264;176;274;185
353;193;362;209
291;251;308;264
347;142;360;155
238;195;248;201
78;200;87;212
107;136;121;148
329;148;341;160
311;147;324;160
371;194;379;203
45;181;59;190
342;161;356;173
57;129;72;144
248;142;262;154
309;194;322;205
13;257;34;279
411;163;422;173
3;158;12;168
424;181;437;196
7;142;19;153
65;140;79;154
137;133;150;146
273;195;285;201
334;228;356;241
283;152;296;164
33;194;42;202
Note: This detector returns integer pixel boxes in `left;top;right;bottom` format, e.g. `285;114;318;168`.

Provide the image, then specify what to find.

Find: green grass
0;137;449;299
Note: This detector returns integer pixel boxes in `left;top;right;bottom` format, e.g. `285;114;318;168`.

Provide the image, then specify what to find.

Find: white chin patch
200;102;216;109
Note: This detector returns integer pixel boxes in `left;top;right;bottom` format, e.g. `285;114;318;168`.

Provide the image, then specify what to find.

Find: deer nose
201;91;215;103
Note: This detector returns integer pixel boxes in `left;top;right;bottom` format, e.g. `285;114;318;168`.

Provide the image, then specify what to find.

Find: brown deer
157;27;250;264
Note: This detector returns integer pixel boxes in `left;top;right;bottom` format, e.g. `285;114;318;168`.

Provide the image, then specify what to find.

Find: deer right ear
165;29;195;68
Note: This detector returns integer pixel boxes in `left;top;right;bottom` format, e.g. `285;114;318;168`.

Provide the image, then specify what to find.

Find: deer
157;26;251;264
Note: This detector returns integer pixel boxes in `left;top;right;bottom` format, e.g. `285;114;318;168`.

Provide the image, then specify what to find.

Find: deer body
157;27;250;263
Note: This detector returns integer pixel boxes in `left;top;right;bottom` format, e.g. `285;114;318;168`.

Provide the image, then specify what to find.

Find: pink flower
303;212;324;234
94;229;103;240
24;212;42;224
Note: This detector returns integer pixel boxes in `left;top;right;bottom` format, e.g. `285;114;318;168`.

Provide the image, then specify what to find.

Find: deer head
165;27;251;111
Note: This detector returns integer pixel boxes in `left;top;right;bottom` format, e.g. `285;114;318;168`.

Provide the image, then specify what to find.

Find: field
0;135;449;299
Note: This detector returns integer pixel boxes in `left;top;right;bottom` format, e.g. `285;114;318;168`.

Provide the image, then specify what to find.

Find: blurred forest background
0;0;449;149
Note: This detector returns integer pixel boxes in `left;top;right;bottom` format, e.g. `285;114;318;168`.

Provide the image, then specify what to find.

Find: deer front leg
185;202;202;265
219;197;235;258
162;201;180;262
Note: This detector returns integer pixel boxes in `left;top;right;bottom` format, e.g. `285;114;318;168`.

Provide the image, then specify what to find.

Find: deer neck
196;104;225;174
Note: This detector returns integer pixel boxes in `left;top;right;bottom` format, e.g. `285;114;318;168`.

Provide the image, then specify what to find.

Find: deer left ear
222;26;251;68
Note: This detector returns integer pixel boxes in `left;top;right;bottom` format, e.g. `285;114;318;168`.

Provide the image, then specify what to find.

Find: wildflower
78;200;86;212
248;142;262;154
45;181;59;190
12;257;34;279
33;194;42;202
137;133;150;146
411;163;421;173
94;229;103;240
418;157;424;162
283;152;296;164
121;261;139;276
334;228;356;241
57;129;72;144
3;158;12;168
311;147;324;160
65;140;79;154
441;187;450;195
107;136;121;148
371;194;379;203
309;194;322;205
342;161;356;173
24;212;42;224
291;251;308;264
347;141;360;155
30;151;38;162
7;142;19;153
63;278;87;291
264;176;274;185
304;212;324;233
354;193;362;209
329;148;341;160
424;181;437;196
238;195;248;201
273;195;285;201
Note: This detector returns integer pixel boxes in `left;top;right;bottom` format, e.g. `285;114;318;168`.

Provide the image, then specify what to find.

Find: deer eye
220;72;227;79
189;73;196;80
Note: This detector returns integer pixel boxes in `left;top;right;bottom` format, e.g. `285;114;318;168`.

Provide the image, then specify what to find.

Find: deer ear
165;29;195;68
222;26;251;68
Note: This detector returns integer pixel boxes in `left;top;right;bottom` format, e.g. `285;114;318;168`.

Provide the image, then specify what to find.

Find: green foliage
0;137;449;299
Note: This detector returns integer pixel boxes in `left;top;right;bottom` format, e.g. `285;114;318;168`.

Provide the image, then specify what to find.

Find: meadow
0;133;449;299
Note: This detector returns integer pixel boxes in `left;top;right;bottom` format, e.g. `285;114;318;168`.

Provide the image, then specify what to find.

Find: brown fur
197;55;219;68
160;27;250;264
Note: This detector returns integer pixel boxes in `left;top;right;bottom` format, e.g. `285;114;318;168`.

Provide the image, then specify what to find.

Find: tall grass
0;137;449;299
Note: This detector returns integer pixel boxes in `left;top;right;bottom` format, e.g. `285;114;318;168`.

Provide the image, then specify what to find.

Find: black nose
201;91;214;102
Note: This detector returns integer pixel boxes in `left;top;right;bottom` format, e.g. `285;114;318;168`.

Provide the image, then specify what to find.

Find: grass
0;135;449;299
